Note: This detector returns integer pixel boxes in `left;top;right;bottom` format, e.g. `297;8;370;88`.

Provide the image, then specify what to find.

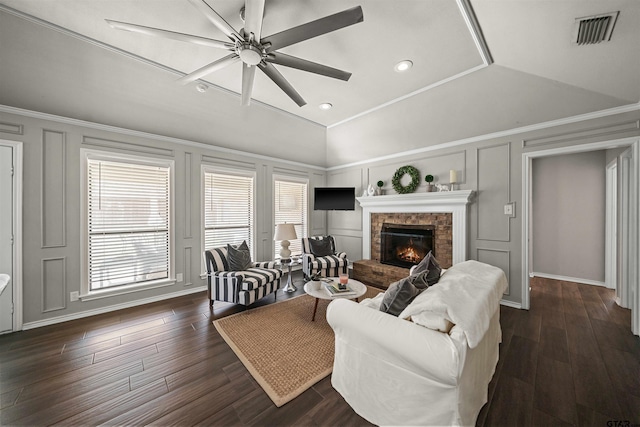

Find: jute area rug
213;286;382;407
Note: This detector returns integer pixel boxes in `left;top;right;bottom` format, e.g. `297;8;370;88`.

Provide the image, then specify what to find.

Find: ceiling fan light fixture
319;103;333;110
394;60;413;72
238;44;263;65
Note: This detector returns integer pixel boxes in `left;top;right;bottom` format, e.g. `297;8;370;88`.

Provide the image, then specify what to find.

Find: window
274;177;308;258
203;169;255;258
85;153;172;292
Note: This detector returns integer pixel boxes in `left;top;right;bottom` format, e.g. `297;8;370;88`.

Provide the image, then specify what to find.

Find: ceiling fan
106;0;364;107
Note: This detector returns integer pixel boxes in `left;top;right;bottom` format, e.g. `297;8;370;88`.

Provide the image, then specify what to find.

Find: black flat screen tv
314;187;355;211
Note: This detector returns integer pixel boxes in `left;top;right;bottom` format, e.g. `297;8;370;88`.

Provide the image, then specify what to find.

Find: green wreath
392;165;420;194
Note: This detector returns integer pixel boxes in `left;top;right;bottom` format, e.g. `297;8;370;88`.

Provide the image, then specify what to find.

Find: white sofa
327;260;508;427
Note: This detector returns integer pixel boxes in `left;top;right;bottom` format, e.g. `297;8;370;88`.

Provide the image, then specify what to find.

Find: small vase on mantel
424;174;434;192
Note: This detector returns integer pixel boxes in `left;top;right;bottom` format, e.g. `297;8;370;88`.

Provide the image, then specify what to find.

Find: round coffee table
303;277;367;321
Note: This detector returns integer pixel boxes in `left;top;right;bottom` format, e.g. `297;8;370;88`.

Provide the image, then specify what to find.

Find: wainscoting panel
0;121;23;135
83;136;174;157
522;120;640;149
184;152;193;239
310;172;327;234
183;247;192;286
477;248;510;295
41;130;66;248
476;143;510;242
41;257;66;312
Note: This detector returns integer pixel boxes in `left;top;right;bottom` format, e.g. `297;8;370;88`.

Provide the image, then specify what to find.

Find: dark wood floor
1;273;638;426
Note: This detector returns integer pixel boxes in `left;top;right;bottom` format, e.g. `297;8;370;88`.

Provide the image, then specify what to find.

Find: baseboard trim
22;286;207;330
531;272;606;288
500;299;522;309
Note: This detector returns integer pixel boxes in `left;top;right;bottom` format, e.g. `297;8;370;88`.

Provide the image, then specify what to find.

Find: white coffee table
303;277;367;321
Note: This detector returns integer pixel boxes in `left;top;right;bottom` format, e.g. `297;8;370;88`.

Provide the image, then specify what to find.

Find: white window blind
204;172;254;257
274;179;308;258
88;158;170;290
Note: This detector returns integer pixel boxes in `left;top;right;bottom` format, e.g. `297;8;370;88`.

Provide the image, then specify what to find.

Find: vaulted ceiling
0;0;638;165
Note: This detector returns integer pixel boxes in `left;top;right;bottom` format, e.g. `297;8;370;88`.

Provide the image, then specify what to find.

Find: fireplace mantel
357;190;474;265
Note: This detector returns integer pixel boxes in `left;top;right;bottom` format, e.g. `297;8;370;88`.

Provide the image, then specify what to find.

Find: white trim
500;299;521;309
0;139;23;332
531;272;606;288
522;136;639;312
605;160;617;290
22;286;206;330
356;190;474;265
328;102;640;170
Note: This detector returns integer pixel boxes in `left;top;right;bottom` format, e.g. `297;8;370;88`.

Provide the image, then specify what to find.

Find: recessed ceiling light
319;103;333;110
394;60;413;72
196;83;208;93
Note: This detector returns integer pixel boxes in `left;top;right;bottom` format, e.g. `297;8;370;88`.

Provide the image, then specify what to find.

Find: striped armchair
204;246;283;307
301;236;349;280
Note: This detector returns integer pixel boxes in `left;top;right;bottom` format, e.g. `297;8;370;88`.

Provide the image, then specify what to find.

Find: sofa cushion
412;251;442;286
308;237;334;256
409;312;454;333
379;272;429;316
227;241;252;271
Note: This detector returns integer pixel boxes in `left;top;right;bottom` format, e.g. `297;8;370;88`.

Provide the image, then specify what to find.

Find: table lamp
274;223;297;261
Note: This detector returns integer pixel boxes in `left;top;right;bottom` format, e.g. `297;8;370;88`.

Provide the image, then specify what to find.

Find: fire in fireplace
380;223;435;268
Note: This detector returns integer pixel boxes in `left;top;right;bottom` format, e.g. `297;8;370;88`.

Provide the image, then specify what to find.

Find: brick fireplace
354;191;474;287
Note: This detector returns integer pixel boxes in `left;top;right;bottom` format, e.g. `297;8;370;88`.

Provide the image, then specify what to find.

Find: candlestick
449;169;457;184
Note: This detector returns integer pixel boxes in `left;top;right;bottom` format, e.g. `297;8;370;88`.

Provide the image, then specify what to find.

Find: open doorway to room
522;137;639;335
0;139;23;334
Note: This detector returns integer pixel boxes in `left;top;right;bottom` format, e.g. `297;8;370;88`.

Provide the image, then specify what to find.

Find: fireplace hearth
380;223;435;268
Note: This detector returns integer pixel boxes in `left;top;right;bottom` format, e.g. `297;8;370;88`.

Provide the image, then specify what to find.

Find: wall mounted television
314;187;356;211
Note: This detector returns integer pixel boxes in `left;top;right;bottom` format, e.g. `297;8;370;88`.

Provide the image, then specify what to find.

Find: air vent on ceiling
573;11;619;45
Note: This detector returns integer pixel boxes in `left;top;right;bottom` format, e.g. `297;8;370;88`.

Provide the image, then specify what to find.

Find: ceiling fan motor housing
237;42;264;66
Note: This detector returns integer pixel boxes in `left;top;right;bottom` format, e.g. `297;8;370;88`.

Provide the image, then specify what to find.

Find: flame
396;238;426;263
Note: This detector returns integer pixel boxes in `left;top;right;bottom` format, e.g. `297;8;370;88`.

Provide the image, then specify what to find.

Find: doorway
522;137;639;335
0;140;23;334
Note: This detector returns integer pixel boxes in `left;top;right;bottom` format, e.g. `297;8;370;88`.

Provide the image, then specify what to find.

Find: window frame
273;174;309;260
201;165;257;273
80;149;175;300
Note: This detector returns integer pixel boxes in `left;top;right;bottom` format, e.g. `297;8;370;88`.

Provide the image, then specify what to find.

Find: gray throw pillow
308;237;334;257
227;241;252;271
380;274;427;316
412;251;441;286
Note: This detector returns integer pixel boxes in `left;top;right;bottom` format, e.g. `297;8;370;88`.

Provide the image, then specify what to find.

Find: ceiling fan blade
187;0;243;42
258;62;306;107
261;5;363;52
243;0;265;41
177;54;239;85
265;52;351;81
105;20;235;50
241;64;257;106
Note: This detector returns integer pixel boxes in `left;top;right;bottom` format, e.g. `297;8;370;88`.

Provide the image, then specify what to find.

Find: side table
278;259;300;293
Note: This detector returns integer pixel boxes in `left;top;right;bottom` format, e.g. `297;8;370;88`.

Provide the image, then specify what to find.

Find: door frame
0;139;23;332
521;137;638;313
605;159;617;291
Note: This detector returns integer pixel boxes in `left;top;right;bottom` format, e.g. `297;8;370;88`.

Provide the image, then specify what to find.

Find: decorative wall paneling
522;120;640;149
200;155;256;171
41;130;66;248
476;142;511;242
41;257;66;312
477;247;510;295
310;171;327;236
183;247;192;286
183;152;193;239
0;121;23;135
82;136;174;157
326;168;365;260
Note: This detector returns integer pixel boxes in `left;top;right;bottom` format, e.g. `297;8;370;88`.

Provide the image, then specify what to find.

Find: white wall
532;151;606;283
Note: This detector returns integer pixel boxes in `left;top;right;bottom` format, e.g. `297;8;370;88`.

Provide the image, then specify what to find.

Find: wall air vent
573;11;619;45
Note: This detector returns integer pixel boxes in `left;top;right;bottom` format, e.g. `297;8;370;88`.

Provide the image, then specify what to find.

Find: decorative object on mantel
450;169;458;191
424;174;434;192
361;188;368;197
376;180;384;195
392;165;420;194
435;183;450;192
367;184;376;196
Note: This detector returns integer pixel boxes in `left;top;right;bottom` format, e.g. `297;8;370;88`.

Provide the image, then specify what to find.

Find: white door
0;145;13;333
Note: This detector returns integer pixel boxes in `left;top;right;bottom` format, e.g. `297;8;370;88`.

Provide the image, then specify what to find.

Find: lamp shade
274;223;297;241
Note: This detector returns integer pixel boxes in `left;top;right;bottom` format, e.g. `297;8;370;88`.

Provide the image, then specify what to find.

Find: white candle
450;169;457;183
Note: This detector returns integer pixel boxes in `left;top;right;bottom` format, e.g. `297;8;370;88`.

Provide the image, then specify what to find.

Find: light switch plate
504;203;515;217
70;291;79;302
177;273;183;282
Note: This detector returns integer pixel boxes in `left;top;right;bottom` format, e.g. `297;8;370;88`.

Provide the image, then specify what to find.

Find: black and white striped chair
204;246;283;307
301;236;349;280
